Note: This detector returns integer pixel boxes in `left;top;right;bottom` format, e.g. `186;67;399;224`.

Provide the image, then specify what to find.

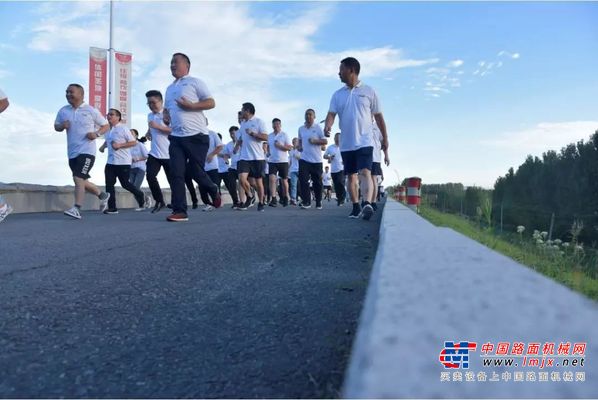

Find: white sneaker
99;192;110;212
0;204;14;222
143;194;152;209
202;205;215;212
64;206;82;219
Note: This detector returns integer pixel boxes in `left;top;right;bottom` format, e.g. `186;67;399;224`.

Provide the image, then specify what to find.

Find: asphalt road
0;199;383;398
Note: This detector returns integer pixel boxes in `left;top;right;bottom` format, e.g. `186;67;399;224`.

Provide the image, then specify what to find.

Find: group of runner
1;54;390;223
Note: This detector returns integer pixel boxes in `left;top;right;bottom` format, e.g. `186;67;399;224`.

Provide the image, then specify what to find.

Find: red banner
89;47;107;115
113;51;132;127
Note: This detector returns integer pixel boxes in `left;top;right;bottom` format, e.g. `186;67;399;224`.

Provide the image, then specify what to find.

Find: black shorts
324;185;332;190
341;146;373;175
238;160;265;179
228;168;238;180
268;162;289;179
371;162;383;176
69;154;95;179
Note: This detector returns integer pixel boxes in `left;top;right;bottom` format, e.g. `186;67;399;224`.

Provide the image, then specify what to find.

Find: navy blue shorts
371;162;383;176
341;147;373;175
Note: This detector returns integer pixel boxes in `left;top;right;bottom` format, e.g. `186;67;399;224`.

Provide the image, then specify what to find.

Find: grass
419;204;598;302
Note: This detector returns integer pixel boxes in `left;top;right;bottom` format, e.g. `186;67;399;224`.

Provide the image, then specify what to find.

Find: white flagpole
108;0;114;110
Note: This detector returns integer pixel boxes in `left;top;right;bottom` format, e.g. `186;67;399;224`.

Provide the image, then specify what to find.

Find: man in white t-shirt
323;132;346;206
324;57;389;220
267;118;293;207
298;108;328;209
288;137;301;206
144;90;172;213
220;125;241;208
236;102;269;212
0;88;9;114
54;83;111;219
163;53;221;222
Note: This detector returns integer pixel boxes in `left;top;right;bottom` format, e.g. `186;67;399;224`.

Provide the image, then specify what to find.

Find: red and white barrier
406;177;422;212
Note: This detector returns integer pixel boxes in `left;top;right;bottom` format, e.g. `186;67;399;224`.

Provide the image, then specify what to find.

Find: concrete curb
0;182;231;213
343;199;598;398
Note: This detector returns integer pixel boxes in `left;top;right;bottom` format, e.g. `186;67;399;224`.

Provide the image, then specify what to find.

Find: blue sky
1;1;597;188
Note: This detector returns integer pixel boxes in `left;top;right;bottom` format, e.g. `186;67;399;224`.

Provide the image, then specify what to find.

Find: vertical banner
113;51;133;127
89;47;107;115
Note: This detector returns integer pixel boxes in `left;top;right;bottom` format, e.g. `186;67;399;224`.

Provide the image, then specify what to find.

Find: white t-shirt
164;75;212;137
289;149;301;173
222;140;239;170
239;116;268;161
204;130;223;171
106;123;135;165
298;123;326;163
329;82;381;152
267;130;292;163
217;152;229;173
131;141;149;170
324;143;344;173
0;88;6;100
323;171;332;186
147;110;170;159
55;103;108;159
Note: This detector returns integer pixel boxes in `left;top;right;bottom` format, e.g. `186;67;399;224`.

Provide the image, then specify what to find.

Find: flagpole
108;0;114;110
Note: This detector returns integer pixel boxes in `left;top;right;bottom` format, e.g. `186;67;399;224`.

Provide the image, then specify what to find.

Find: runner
297;109;327;209
267;118;293;207
144;89;172;214
54;83;110;219
236;102;268;212
101;108;150;214
324;57;389;220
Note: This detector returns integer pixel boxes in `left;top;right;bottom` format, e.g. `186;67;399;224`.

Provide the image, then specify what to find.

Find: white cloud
447;59;464;68
480;121;598;154
498;50;521;60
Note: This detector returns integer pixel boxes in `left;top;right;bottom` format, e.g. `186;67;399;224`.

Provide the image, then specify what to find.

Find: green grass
419;204;598;301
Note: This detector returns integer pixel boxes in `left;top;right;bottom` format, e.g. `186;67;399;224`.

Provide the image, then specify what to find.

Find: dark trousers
185;164;199;205
146;155;171;204
331;171;346;203
224;169;240;204
169;134;217;214
198;169;220;205
105;164;144;209
299;159;323;206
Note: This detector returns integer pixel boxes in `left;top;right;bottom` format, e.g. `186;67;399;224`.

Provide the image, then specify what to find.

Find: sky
0;1;597;189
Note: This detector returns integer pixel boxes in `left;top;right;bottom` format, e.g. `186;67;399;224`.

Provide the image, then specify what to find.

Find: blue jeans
290;171;299;201
129;167;145;190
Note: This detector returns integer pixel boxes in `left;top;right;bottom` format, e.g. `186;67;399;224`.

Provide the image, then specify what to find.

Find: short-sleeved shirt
323;171;332;186
131;141;149;170
222;140;239;170
217;152;229;173
267;131;292;163
147;110;170;159
289;149;301;173
55;103;108;159
372;123;384;163
0;88;6;100
324;143;344;173
239;117;268;161
298;123;326;163
204;130;223;171
328;82;381;152
106;123;135;165
164;75;212;137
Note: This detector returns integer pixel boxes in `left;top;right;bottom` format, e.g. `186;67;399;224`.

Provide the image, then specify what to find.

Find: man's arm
374;112;389;151
323;111;336;137
207;144;224;163
86;123;110;140
149;120;172;134
112;139;137;150
175;97;215;112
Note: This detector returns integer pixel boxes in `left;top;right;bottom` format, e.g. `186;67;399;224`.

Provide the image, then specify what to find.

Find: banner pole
108;0;114;110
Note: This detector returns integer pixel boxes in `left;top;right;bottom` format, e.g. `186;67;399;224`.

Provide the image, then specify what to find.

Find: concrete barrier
343;199;598;398
0;182;231;213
